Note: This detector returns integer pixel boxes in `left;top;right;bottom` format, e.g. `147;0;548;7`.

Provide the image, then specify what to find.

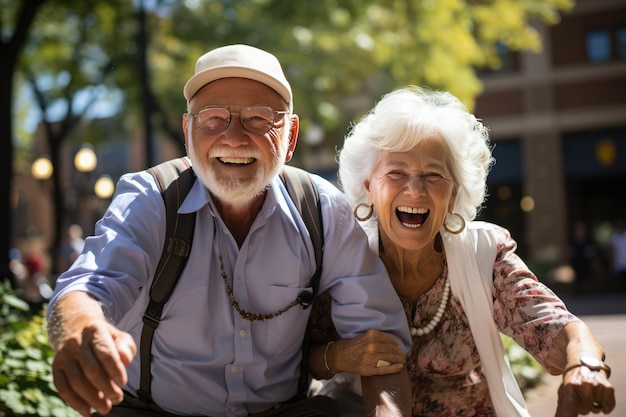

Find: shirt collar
178;177;212;215
177;175;300;233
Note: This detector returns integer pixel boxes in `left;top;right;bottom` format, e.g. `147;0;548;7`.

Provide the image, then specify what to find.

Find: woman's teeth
396;206;429;228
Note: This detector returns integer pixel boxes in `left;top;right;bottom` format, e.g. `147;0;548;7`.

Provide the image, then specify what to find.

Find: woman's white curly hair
338;86;494;225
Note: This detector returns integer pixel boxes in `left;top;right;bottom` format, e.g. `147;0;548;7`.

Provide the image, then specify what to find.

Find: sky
14;81;123;143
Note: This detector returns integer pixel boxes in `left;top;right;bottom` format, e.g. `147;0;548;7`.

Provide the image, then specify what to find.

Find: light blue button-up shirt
49;162;411;416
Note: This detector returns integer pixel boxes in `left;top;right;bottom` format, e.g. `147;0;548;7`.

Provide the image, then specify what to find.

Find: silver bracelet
324;341;335;373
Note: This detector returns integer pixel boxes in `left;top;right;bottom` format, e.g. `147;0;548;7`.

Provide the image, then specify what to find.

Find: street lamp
74;145;97;173
70;144;98;234
31;156;53;180
28;147;99;275
27;156;54;253
94;175;115;199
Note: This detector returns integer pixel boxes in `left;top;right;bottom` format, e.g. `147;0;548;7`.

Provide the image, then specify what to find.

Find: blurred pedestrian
569;221;595;290
57;224;85;273
9;247;27;290
20;249;53;314
610;218;626;289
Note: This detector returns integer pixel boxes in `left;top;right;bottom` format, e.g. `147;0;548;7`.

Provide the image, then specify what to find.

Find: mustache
207;148;262;159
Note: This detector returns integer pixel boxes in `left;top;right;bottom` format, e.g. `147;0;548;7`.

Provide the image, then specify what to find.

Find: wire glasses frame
189;106;290;135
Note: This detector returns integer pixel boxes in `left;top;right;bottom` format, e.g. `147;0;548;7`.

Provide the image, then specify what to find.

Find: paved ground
525;291;626;416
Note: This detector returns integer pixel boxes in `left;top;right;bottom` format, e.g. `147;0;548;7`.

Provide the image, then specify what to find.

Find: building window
497;43;517;73
476;43;519;76
617;27;626;60
585;30;611;63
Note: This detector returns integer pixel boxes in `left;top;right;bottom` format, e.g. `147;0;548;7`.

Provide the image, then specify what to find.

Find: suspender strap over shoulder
280;165;324;299
280;166;325;398
138;157;196;403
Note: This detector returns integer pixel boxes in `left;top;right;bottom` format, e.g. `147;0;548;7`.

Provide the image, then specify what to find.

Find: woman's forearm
309;341;340;380
543;320;606;375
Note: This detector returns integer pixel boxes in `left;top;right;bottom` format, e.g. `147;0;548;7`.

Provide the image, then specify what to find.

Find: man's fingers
80;326;126;399
114;331;137;367
53;356;114;416
52;367;93;417
84;325;136;391
52;323;127;414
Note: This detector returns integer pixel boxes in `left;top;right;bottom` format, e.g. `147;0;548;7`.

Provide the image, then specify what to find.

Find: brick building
475;0;626;283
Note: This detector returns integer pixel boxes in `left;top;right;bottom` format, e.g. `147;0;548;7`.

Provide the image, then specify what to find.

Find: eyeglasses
190;106;290;135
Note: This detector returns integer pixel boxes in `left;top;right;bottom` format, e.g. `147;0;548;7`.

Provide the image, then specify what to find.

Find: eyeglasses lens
195;107;285;135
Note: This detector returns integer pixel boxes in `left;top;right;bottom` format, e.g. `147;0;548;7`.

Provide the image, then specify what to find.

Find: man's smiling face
183;77;293;207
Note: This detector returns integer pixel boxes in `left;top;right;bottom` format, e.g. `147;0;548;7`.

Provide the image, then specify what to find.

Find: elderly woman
308;86;615;416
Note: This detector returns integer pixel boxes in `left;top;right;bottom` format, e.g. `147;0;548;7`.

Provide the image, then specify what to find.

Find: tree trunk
138;0;154;168
0;55;16;285
0;0;48;285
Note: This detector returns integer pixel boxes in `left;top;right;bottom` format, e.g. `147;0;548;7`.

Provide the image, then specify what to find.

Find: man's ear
182;113;190;155
284;115;299;162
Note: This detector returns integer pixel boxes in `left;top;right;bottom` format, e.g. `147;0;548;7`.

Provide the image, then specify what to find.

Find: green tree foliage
0;0;46;286
0;282;78;416
17;0;138;272
2;0;574;277
161;0;574;154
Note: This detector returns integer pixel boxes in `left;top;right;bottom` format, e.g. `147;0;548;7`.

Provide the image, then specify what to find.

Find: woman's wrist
323;341;337;374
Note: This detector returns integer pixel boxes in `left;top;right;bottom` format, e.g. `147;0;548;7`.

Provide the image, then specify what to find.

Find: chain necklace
410;276;450;337
219;256;301;322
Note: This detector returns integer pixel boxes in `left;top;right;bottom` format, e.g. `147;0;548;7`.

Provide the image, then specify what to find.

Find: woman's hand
326;329;406;377
555;365;615;416
544;321;616;416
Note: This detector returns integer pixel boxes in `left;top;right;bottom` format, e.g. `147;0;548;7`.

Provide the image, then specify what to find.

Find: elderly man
47;44;412;417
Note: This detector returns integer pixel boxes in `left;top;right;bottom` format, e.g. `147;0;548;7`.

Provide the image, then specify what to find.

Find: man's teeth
397;206;428;214
219;157;254;164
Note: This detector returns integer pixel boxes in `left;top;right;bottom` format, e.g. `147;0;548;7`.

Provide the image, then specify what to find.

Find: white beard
187;128;289;208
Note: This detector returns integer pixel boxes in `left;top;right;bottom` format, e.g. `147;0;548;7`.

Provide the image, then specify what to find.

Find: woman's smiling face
365;134;456;251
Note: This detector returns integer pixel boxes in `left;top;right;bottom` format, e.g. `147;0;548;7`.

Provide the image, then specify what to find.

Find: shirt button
231;366;238;373
240;329;247;337
230;406;237;413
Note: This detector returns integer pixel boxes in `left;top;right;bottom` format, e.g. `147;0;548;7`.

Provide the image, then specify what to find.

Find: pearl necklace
410;277;450;337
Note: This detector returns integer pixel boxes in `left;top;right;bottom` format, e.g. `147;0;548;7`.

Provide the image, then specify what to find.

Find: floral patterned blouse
309;226;579;417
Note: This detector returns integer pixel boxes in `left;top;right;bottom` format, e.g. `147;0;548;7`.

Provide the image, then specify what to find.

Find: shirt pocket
261;284;313;356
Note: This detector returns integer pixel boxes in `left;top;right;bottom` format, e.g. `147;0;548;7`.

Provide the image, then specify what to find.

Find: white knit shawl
441;221;530;417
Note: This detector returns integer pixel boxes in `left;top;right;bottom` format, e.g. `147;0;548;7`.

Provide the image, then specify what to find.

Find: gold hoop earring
444;212;466;234
354;203;374;222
